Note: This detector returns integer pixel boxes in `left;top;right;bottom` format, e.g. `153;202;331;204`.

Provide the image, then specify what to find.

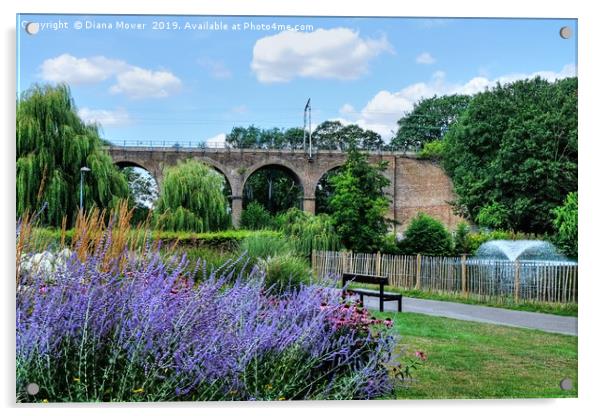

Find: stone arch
240;160;306;214
309;162;346;195
113;160;161;211
241;159;307;196
311;163;346;214
114;160;161;188
191;156;236;197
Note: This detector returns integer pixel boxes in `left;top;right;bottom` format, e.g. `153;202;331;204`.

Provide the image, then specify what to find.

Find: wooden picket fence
312;250;578;304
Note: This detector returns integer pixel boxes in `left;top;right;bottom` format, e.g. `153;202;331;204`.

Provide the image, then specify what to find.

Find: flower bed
16;236;397;402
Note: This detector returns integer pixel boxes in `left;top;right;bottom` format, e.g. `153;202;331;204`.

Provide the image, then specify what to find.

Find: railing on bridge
106;139;419;155
109;139;228;149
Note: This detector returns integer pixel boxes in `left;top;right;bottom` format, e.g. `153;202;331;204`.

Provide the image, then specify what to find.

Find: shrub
240;201;274;230
258;253;313;293
553;192;578;259
453;221;472;255
465;229;544;255
399;213;453;256
417;140;445;160
16;226;397;402
379;233;402;255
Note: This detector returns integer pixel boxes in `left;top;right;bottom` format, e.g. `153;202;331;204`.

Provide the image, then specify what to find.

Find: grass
375;311;578;399
348;283;578;317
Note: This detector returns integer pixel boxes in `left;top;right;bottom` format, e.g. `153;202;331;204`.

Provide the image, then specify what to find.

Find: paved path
363;296;577;336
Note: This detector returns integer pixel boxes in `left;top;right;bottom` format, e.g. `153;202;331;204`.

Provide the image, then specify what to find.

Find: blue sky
17;14;577;145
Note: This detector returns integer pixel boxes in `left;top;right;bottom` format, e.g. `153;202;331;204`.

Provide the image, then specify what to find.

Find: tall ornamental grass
16;227;397;402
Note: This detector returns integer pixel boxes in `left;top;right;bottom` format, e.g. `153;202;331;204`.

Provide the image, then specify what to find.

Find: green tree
154;160;230;232
553;192;578;259
313;121;384;151
16;84;129;226
399;213;453;256
328;146;390;252
389;94;470;152
443;77;577;233
122;167;158;209
226;126;304;150
240;201;274;230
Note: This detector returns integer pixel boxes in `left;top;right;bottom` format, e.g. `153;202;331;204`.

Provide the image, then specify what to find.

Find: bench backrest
342;273;389;286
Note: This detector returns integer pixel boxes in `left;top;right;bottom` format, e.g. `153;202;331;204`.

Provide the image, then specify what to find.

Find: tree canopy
312;121;384;151
17;84;129;226
389;94;471;152
225;122;383;151
154;160;231;232
226;126;305;150
442;77;577;234
553;192;578;259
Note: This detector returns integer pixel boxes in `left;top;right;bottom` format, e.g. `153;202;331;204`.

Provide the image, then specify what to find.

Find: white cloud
251;28;393;83
109;67;182;99
337;64;576;141
205;133;227;148
40;53;182;99
198;58;232;79
339;103;355;115
40;54;127;84
416;52;436;65
78;107;131;126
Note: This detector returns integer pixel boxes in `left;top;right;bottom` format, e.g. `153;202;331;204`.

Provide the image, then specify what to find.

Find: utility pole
303;98;313;161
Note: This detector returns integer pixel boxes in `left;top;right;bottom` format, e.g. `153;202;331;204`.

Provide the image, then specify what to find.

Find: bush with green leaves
240;201;274;230
453;222;472;255
417;140;445;161
464;229;544;255
153;160;231;232
258;253;313;293
379;233;402;255
399;213;453;256
553;192;578;259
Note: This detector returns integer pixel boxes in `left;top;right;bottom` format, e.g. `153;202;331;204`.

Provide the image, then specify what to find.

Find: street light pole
80;166;91;211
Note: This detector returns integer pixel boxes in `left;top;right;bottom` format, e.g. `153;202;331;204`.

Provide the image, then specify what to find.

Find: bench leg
359;293;364;304
398;296;402;313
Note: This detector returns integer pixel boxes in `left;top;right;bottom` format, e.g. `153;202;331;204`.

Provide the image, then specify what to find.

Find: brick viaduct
106;146;462;232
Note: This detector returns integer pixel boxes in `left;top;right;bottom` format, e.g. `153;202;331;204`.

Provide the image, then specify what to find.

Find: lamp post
80;166;91;211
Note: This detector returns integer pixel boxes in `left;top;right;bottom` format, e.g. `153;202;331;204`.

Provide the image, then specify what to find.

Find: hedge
29;228;282;251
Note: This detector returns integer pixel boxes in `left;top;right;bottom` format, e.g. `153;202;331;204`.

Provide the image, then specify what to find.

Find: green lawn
375;311;578;399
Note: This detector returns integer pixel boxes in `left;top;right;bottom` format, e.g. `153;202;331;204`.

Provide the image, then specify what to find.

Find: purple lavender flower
16;228;396;402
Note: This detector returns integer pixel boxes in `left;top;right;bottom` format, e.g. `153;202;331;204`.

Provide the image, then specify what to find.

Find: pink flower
415;351;427;361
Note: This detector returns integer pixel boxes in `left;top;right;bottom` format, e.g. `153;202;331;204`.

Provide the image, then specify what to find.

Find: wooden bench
342;273;402;312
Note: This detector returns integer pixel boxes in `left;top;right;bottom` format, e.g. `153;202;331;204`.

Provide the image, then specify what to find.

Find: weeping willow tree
154;160;231;232
17;84;130;226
